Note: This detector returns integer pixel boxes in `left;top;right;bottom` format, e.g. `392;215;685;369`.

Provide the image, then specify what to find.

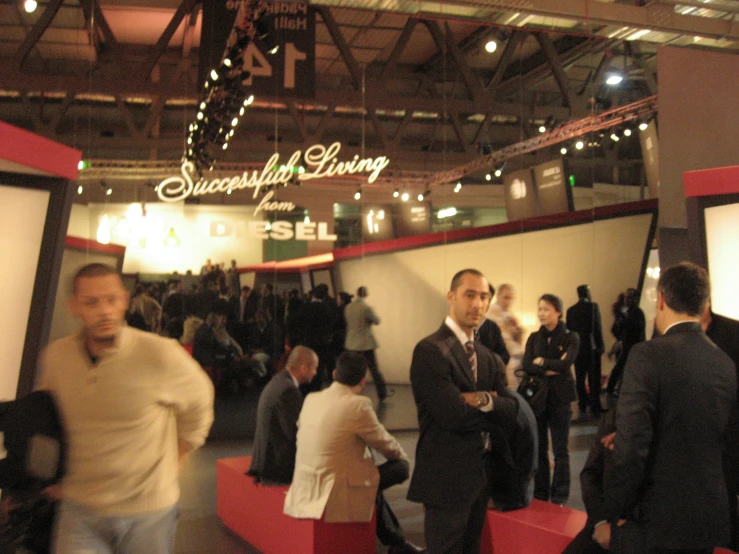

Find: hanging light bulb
494;168;503;178
454;182;462;193
244;95;255;106
623;128;632;137
354;189;361;200
106;188;113;196
417;192;424;201
77;185;83;195
401;192;409;202
163;227;181;248
575;140;584;150
210;69;219;82
485;174;492;181
231;117;239;127
538;125;546;133
560;146;568;155
484;40;497;53
393;188;399;198
23;0;37;13
639;121;649;131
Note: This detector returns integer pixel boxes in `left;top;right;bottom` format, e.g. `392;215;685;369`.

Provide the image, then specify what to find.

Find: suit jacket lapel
437;324;475;389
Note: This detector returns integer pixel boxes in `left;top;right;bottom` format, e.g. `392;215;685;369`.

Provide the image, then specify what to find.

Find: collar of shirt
287;370;299;388
445;315;474;347
663;318;700;335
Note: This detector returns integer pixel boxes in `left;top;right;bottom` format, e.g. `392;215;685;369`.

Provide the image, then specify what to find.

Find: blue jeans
53;500;178;554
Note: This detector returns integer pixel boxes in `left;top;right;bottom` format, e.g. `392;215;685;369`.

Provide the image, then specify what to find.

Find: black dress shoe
387;540;426;554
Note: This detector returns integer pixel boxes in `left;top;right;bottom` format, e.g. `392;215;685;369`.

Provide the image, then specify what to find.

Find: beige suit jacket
283;382;406;522
344;298;380;351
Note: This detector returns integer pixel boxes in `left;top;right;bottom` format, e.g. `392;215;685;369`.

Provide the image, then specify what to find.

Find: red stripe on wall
684;165;739;198
65;236;127;256
0;121;81;181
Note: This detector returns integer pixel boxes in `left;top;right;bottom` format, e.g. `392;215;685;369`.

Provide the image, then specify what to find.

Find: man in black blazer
598;262;737;553
566;285;605;419
247;346;318;485
408;269;519;554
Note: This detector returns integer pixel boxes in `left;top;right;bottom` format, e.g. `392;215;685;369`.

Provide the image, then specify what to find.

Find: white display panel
705;203;739;320
0;184;50;400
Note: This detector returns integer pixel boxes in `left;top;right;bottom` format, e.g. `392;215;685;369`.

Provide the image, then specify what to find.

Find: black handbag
516;371;548;418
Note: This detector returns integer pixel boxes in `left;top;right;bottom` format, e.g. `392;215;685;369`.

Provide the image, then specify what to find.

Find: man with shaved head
248;346;319;485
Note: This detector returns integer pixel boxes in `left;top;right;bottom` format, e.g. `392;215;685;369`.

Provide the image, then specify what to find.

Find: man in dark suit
566;285;606;419
408;269;519;554
248;346;318;485
297;284;338;392
598;262;737;553
702;305;739;550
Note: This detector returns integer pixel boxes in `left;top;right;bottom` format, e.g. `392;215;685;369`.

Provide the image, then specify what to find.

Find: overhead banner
533;159;573;216
503;168;539;222
242;2;316;98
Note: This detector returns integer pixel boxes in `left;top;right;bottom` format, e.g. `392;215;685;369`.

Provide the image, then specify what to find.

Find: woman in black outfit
523;293;580;505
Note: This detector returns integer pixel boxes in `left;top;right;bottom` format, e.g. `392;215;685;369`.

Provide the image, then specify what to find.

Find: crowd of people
2;259;738;554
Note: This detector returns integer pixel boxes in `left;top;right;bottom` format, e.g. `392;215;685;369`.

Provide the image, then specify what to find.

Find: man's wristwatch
475;392;489;408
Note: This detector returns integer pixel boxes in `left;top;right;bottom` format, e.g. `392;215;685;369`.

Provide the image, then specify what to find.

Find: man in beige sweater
36;263;214;554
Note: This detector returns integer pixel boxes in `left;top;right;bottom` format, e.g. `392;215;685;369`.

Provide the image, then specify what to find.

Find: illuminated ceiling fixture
210;69;219;82
606;73;623;85
77;185;83;195
77;160;84;170
417;192;425;201
265;221;272;231
454;182;462;193
538;125;547;133
96;214;111;245
354;188;361;201
560;147;568;155
484;40;497;53
106;188;113;196
393;188;399;198
575;140;584;150
268;45;279;55
303;213;310;224
623;127;633;137
610;132;620;142
494;168;503;178
163;227;181;248
401;191;410;202
639;122;649;131
485;173;492;181
23;0;37;13
438;207;458;219
245;95;255;106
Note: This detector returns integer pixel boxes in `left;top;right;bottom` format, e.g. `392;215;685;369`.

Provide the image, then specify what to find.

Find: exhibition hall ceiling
0;0;736;204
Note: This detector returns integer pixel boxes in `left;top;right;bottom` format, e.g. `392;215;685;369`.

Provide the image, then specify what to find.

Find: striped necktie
465;341;477;382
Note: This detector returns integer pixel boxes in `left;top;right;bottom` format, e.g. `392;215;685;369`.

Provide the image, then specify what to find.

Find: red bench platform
480;499;587;554
216;456;376;554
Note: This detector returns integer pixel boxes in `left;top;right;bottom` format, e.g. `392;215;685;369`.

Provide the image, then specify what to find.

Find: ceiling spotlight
639;121;649;131
485;173;491;181
106;188;112;196
210;69;220;81
538;125;546;133
623;128;632;137
354;189;361;200
199;101;206;110
560;147;568;155
227;188;232;195
223;58;233;68
23;0;37;13
401;192;409;202
393;188;399;198
575;140;584;150
485;40;497;53
196;111;203;120
454;182;462;193
231;117;239;127
239;106;245;116
417;192;425;201
268;45;280;55
245;95;255;106
222;142;228;150
494;168;503;178
606;73;623;85
77;185;83;195
610;132;620;142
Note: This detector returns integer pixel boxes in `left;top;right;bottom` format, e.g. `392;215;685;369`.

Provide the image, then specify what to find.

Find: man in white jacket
284;352;423;554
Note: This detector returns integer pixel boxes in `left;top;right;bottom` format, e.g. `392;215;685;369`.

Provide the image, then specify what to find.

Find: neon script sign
157;142;390;203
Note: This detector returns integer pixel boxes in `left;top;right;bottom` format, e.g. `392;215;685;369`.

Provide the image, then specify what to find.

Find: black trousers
575;350;603;414
376;458;408;547
535;392;572;504
423;486;489;554
356;349;387;400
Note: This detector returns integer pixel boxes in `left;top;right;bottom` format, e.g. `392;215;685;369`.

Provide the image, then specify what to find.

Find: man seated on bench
248;346;319;485
284;352;424;554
